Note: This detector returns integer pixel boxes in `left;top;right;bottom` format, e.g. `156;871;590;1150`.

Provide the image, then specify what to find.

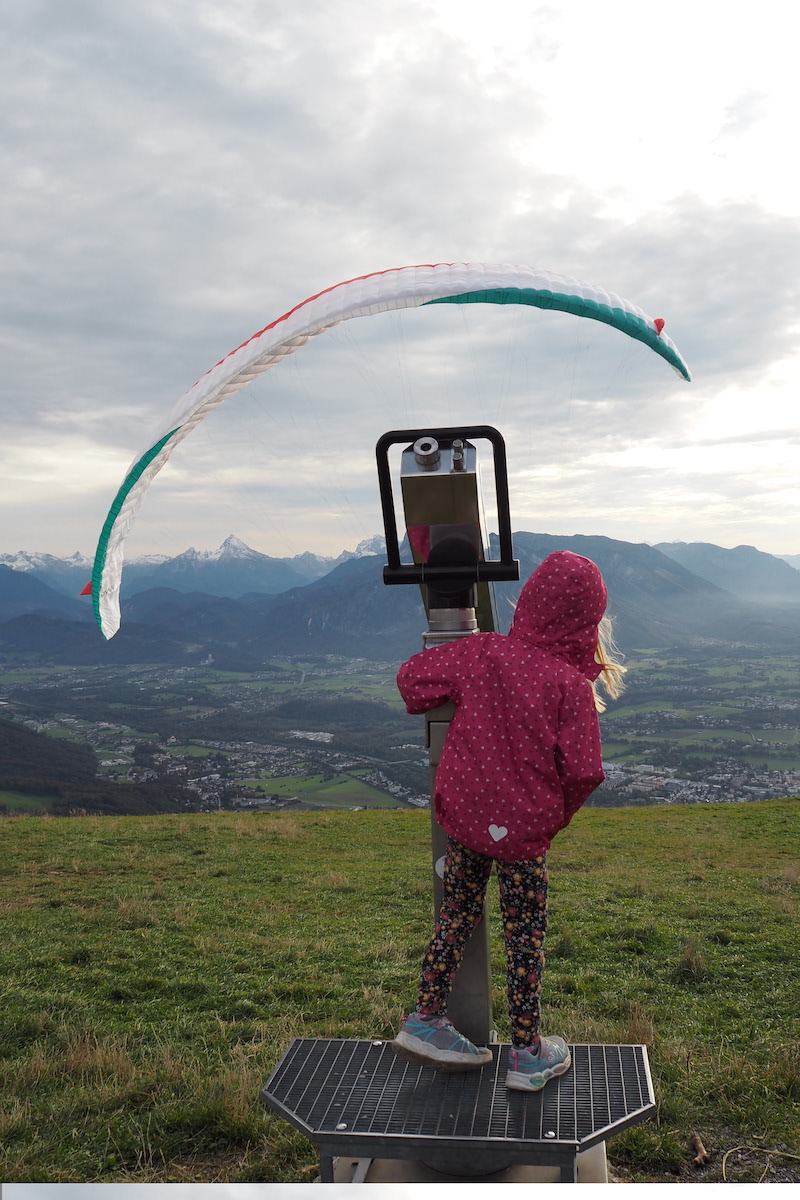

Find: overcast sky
4;0;800;561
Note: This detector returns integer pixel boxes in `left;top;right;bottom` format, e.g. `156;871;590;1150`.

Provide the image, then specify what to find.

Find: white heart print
488;824;508;842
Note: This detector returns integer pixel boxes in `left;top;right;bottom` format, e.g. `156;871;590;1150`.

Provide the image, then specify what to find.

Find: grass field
0;790;57;812
43;727;86;741
244;771;400;809
1;801;798;1183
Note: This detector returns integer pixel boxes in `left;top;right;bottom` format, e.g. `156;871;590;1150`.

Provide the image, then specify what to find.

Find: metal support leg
350;1158;373;1182
560;1157;579;1183
319;1153;335;1182
426;710;493;1048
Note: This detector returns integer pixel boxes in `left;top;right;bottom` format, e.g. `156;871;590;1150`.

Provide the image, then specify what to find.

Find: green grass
598;739;641;760
44;727;87;740
0;790;57;812
0;801;798;1183
244;772;401;809
603;701;679;719
0;668;67;683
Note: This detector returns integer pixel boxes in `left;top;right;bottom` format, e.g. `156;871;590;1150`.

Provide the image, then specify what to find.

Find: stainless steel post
376;428;519;1049
401;436;494;1047
425;702;493;1046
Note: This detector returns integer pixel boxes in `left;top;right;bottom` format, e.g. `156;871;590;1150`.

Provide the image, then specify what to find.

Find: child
391;550;624;1092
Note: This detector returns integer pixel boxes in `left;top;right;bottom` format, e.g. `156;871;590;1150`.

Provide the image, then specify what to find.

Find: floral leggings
416;836;548;1048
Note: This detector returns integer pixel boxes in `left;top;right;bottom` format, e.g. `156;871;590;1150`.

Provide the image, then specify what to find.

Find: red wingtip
653;318;665;335
80;581;93;596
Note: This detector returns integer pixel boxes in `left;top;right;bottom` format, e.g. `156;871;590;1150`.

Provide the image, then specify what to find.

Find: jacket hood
510;551;607;680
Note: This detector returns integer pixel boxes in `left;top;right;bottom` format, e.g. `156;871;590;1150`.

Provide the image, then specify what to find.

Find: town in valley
3;644;800;816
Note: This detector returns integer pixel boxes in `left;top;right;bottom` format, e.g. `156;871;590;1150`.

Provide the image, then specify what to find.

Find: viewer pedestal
260;1037;655;1184
331;1139;608;1182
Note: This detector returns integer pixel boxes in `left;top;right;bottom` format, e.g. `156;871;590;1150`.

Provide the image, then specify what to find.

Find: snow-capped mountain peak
0;536;388;600
333;536;386;565
0;550;92;573
352;535;386;557
218;534;259;558
169;535;265;564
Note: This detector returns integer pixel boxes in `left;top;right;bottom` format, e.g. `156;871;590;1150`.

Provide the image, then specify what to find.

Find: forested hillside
0;716;187;815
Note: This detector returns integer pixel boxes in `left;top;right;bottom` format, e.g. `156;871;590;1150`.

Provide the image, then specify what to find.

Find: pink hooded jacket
396;551;607;861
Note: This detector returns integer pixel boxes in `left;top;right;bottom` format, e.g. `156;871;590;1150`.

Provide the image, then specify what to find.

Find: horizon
3;529;800;565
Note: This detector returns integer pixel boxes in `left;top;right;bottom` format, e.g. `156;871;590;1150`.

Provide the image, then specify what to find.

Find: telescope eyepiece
413;436;440;470
425;534;479;609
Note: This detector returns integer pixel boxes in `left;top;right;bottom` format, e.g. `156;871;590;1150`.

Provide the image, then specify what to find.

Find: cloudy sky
4;0;800;563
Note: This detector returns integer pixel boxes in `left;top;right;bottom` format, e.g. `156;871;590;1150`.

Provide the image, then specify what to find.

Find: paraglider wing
90;262;691;638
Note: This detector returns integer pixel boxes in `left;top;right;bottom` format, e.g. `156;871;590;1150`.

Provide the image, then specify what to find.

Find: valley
3;642;800;816
0;657;430;815
592;645;800;807
4;531;800;816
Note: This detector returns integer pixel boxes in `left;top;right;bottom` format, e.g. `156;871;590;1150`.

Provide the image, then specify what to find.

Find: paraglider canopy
87;262;691;639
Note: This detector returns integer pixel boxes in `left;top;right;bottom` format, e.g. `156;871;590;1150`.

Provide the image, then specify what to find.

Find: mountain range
0;534;387;599
653;541;800;602
1;533;800;666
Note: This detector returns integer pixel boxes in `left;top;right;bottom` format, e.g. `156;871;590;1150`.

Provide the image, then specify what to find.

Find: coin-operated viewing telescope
260;426;656;1183
376;426;519;1046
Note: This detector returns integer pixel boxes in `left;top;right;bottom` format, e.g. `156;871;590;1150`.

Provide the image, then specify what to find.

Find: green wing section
424;288;691;381
91;428;181;635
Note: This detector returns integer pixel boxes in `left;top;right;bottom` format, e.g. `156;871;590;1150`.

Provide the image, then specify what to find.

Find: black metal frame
375;426;519;586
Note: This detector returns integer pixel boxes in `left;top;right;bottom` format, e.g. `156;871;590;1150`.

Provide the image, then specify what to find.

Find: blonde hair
592;614;626;713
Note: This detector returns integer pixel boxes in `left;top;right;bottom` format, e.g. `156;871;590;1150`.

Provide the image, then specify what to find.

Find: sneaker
505;1036;572;1091
391;1013;493;1072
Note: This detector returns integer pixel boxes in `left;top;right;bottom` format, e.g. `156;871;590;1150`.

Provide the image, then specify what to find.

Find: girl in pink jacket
391;551;624;1091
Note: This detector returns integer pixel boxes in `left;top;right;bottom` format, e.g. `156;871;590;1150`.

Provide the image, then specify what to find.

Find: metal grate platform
261;1038;655;1181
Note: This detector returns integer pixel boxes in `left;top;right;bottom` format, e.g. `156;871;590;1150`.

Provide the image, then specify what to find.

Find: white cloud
2;0;800;558
716;91;769;141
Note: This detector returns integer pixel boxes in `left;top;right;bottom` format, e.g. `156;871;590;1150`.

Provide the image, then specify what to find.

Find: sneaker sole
391;1031;493;1072
505;1052;572;1092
